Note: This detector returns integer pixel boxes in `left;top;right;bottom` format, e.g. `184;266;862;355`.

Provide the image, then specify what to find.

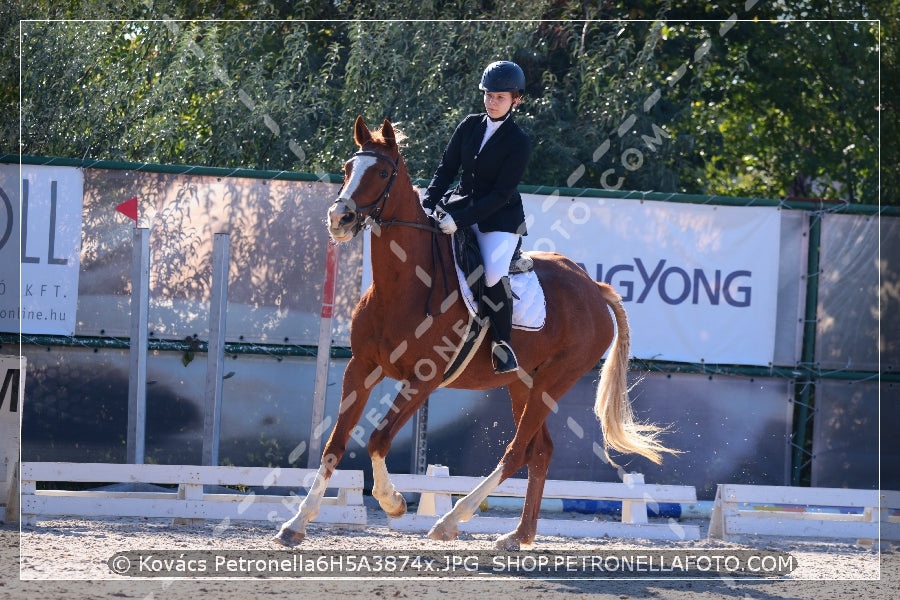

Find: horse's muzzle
327;200;357;241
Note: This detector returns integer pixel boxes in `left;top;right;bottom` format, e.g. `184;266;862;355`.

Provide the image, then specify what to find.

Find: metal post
308;240;339;468
127;227;150;464
791;213;822;486
410;401;428;475
202;233;230;467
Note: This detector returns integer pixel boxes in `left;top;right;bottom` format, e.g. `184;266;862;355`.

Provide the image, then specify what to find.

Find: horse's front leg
274;358;381;547
368;376;437;519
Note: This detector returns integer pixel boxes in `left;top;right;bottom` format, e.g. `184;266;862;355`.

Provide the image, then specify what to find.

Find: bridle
331;147;448;316
331;149;439;237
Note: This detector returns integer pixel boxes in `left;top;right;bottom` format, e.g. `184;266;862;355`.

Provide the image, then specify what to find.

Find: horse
274;116;677;550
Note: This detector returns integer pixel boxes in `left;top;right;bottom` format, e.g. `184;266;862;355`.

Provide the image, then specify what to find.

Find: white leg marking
428;465;505;541
450;466;504;523
283;464;329;531
371;454;404;515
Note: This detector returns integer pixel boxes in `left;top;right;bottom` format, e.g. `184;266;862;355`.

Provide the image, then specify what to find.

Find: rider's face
483;91;516;119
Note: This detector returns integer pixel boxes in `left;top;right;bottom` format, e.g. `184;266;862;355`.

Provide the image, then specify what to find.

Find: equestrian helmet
479;61;525;94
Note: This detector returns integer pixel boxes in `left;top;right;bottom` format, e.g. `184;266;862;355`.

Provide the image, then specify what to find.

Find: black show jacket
422;113;531;235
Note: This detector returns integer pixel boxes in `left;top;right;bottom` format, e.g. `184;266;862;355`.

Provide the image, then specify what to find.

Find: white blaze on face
340;154;378;210
328;154;379;241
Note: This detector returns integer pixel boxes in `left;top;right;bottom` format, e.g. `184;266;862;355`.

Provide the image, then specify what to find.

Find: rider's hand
438;213;457;235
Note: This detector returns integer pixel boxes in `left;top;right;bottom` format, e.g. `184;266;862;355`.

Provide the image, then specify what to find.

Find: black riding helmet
479;61;525;94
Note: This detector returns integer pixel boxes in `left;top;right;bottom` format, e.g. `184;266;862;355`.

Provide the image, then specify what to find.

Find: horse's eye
380;170;389;179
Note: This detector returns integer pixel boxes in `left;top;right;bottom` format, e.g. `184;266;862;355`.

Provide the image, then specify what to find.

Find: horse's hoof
494;532;522;551
383;494;407;519
427;518;459;541
273;527;306;548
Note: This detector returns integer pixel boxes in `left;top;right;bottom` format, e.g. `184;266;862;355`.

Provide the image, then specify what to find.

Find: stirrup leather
491;340;519;374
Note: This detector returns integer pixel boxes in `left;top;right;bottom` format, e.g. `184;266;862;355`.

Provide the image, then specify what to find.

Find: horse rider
421;60;531;374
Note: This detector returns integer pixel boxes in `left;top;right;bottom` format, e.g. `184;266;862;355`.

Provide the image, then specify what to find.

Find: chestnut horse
275;116;676;550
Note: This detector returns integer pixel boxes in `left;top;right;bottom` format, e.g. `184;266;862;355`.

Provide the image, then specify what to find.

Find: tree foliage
3;0;892;205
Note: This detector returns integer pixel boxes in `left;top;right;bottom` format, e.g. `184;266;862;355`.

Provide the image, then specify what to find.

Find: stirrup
491;341;519;374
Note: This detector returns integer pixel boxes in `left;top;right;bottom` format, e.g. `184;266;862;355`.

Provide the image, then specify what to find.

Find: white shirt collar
479;114;506;151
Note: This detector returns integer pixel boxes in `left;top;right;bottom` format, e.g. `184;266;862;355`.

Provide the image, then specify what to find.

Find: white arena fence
388;464;701;542
19;462;365;528
708;483;900;545
8;459;899;548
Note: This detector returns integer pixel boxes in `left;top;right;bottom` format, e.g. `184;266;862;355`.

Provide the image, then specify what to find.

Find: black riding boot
483;276;519;374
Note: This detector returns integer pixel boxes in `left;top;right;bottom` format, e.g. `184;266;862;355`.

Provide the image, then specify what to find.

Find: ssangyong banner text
0;165;84;336
521;195;781;366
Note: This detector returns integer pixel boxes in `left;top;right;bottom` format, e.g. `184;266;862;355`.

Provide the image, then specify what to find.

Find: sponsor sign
0;354;24;519
0;165;84;335
521;195;781;365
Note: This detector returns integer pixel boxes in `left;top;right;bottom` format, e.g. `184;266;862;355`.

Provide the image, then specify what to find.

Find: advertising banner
520;195;782;365
0;165;84;335
1;354;24;522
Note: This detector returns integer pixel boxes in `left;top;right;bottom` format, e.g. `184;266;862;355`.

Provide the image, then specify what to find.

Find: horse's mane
371;123;407;147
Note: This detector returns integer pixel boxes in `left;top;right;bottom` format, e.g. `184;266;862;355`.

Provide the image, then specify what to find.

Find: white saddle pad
454;258;547;331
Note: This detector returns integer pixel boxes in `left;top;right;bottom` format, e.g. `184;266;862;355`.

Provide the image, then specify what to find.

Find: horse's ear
354;115;372;147
381;119;397;148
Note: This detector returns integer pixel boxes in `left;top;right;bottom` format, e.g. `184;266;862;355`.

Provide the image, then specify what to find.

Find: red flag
116;197;138;223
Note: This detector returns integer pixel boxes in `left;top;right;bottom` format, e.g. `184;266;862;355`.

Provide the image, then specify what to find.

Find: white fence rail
388;464;700;541
708;483;900;544
19;462;365;528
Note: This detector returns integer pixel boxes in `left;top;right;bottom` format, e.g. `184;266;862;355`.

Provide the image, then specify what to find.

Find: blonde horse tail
594;284;678;466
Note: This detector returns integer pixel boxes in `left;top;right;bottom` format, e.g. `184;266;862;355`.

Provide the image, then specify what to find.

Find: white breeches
472;224;519;287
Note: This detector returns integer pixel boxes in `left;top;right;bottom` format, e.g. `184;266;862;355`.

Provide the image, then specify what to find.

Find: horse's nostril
340;212;356;225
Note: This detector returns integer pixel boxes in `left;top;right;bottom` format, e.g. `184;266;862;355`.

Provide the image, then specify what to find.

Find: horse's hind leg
367;376;437;519
487;379;554;550
428;378;556;544
274;357;381;547
495;422;553;551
